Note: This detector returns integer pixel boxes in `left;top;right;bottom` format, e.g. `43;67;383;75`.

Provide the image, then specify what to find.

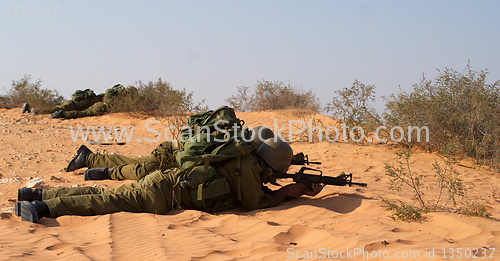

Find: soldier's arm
268;183;307;205
268;183;323;205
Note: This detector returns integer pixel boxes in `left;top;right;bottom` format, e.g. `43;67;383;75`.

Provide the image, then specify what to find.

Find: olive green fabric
103;84;125;104
44;169;189;218
87;141;177;181
37;100;78;114
88;154;148;168
37;95;102;115
71;89;97;104
215;154;276;211
43;154;274;218
62;102;109;119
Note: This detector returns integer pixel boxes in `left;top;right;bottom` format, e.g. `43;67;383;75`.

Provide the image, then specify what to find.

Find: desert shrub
381;198;425;222
3;75;64;110
325;80;383;141
107;78;205;141
0;95;7;106
108;78;205;114
458;198;491;217
382;148;490;221
226;79;320;112
384;63;500;168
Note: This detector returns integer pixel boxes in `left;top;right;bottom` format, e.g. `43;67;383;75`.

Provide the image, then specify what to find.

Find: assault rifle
291;152;321;165
272;166;367;188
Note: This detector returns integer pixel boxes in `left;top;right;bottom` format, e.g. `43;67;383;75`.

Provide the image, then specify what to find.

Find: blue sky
1;0;499;113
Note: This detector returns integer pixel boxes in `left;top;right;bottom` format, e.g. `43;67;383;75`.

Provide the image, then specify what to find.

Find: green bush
325;80;382;141
108;78;205;114
226;79;320;112
3;75;64;110
384;63;500;169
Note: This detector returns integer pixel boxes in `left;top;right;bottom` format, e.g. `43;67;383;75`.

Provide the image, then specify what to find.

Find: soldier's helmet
257;138;293;173
248;126;275;148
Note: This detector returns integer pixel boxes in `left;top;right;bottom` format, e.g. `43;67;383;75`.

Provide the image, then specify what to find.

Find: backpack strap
233;141;248;201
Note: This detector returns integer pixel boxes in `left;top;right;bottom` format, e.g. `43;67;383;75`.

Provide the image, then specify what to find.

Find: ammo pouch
180;165;237;213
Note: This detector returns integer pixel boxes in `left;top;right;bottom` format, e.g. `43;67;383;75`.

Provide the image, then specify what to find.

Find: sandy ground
0;108;498;260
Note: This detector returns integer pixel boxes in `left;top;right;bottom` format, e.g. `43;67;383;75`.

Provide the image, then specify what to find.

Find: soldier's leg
108;154;160;180
42;186;108;200
44;170;177;217
42;167;154;200
63;102;108;119
36;100;77;114
88;153;147;168
98;141;176;181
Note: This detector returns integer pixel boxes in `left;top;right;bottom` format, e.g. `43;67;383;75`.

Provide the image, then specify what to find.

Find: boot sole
66;145;90;172
76;145;87;155
14;201;21;216
17;187;32;202
66;157;79;172
19;201;40;223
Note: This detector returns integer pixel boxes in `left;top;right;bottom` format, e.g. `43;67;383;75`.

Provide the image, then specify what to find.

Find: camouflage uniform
43;154;274;218
37;96;101;115
44;168;186;217
61;102;109;119
87;141;177;180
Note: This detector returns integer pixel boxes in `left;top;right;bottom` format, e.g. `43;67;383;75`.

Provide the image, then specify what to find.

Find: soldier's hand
303;183;323;196
280;183;308;198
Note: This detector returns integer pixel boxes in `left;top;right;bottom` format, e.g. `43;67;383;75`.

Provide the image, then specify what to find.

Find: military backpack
103;84;126;104
175;106;252;213
71;89;97;103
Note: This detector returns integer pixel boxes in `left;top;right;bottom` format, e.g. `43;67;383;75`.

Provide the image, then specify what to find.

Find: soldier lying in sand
15;138;323;223
20;84;125;119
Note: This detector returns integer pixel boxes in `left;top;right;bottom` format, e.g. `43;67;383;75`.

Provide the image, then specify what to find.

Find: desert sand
0;108;498;260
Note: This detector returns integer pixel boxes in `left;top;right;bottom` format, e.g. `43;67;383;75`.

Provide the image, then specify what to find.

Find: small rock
1;207;14;213
25;177;45;188
0;178;21;184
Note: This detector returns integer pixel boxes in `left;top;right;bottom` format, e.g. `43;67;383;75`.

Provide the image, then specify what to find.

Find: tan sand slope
0;108;498;260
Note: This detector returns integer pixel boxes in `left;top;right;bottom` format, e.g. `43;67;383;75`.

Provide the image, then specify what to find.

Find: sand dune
0;108;498;260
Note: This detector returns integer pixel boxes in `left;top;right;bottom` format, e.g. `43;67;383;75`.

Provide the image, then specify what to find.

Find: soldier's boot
84;168;111;181
15;188;43;216
17;187;43;202
66;145;92;172
16;200;50;223
20;103;30;114
50;110;66;119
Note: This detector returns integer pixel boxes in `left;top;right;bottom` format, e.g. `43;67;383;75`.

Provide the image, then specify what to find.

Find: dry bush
326;80;384;142
226;79;320;112
382;148;490;221
108;78;206;115
2;74;64;110
384;63;500;169
107;78;205;142
282;109;326;143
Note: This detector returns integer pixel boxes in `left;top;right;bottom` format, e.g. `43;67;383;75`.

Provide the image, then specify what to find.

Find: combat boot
20;103;30;114
66;145;92;172
84;168;111;181
16;200;50;223
17;187;42;201
15;188;43;216
50;110;66;119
